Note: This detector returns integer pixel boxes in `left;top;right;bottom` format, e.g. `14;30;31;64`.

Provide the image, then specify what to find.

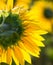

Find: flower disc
0;12;24;49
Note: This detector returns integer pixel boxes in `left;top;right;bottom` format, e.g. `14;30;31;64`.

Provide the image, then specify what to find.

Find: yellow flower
27;1;53;32
0;0;47;65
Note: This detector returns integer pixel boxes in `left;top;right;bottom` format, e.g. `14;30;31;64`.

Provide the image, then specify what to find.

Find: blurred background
27;0;53;65
29;0;53;65
1;0;53;65
31;33;53;65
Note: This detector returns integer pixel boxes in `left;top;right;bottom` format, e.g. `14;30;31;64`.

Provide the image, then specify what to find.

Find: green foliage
0;63;8;65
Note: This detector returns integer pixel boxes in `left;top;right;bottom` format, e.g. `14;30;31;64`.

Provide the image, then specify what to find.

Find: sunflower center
0;11;24;49
44;8;53;19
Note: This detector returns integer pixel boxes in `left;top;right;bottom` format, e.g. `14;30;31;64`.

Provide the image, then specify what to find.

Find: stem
0;15;5;27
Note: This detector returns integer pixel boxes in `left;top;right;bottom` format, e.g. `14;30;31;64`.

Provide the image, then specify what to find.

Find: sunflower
27;1;53;32
0;0;47;65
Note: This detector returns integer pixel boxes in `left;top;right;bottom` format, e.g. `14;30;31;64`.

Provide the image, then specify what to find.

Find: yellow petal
23;37;41;53
0;1;6;10
0;47;2;63
26;32;45;41
0;48;12;65
32;30;48;35
18;0;31;3
14;46;24;65
33;39;45;47
1;50;6;63
26;36;45;47
23;36;41;52
14;0;31;9
0;57;1;63
19;41;39;58
11;49;19;65
1;0;6;2
20;48;31;64
6;0;13;11
6;48;12;65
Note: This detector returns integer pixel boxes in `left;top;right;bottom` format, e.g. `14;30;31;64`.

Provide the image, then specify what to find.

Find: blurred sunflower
27;1;53;32
0;0;47;65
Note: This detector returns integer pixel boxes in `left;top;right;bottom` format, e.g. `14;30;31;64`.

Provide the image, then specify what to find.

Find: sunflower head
0;11;25;49
27;1;53;32
0;0;48;65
